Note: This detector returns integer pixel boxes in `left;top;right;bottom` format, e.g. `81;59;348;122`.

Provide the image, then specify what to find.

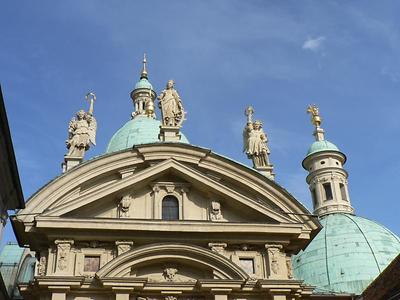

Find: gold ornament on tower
307;104;322;128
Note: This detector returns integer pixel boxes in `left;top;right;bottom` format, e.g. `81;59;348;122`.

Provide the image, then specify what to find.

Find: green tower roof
134;78;153;90
106;115;189;153
292;213;400;295
306;140;340;157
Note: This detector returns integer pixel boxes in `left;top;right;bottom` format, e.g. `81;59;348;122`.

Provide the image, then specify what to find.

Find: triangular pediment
41;158;293;224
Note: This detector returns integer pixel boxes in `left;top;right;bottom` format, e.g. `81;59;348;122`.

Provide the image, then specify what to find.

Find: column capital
264;244;283;250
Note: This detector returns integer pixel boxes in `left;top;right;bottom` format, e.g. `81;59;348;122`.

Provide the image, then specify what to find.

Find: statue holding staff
65;92;97;158
243;106;271;168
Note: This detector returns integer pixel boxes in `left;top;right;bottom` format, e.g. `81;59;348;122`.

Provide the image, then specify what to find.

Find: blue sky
1;1;400;247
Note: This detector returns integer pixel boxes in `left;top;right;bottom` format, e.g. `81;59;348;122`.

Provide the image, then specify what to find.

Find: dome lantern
130;54;157;119
303;105;354;217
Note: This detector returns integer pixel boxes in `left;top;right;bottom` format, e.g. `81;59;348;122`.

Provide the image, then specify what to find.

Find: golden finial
307;104;322;128
140;53;148;79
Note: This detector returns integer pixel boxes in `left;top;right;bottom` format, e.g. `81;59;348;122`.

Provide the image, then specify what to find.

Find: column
151;185;161;219
214;295;228;300
180;187;189;219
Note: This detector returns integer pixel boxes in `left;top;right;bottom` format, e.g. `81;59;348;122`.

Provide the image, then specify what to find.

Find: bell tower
303;105;354;216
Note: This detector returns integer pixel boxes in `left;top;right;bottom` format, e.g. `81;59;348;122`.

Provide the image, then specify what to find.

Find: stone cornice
18;144;320;229
33;217;308;244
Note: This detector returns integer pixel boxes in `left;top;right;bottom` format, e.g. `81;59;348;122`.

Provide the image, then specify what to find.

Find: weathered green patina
306;140;340;157
106;115;189;153
293;213;400;295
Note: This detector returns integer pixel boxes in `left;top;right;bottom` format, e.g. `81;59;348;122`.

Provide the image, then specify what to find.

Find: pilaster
265;244;287;279
54;240;74;275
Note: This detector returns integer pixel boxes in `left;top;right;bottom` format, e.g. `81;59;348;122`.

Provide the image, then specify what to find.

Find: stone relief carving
115;241;134;256
163;266;178;281
65;93;97;158
157;80;185;127
210;200;222;221
37;255;47;276
208;243;227;254
165;297;177;300
55;240;74;272
119;195;132;218
243;106;271;168
166;185;175;193
270;249;279;275
265;244;285;279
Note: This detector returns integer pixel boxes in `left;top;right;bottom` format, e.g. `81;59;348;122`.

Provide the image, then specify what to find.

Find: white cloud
302;36;326;52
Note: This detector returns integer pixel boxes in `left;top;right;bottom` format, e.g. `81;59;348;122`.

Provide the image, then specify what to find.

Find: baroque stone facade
12;143;321;300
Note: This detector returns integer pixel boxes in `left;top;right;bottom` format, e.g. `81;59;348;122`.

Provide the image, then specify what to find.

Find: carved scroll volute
265;244;288;279
55;240;74;275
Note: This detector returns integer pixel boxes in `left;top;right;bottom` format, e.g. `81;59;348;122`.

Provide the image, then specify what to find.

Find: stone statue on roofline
65;92;97;158
243;106;274;180
157;80;185;127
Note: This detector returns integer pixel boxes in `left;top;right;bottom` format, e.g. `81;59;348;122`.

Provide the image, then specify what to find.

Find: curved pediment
96;243;249;281
13;143;320;251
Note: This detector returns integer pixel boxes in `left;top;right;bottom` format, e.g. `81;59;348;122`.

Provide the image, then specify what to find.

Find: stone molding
96;243;249;280
16;144;320;233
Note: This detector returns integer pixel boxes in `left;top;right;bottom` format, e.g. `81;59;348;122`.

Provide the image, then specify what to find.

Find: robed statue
243;106;271;168
157;80;185;127
66;93;97;157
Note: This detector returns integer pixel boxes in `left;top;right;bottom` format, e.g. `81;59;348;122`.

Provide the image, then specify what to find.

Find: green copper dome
293;213;400;295
106;115;189;153
134;78;153;90
0;243;35;298
306;140;340;157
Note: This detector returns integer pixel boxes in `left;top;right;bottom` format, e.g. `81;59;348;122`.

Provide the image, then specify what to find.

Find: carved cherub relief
163;266;178;281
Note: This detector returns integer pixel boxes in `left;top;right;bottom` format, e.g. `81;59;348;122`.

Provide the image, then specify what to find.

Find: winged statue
65;93;97;158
